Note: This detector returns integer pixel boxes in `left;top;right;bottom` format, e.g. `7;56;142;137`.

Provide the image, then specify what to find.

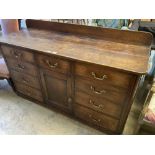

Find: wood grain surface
0;20;153;75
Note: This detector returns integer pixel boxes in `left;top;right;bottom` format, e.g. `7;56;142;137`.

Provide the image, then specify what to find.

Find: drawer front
15;82;43;102
74;104;119;131
10;70;41;89
36;54;70;74
75;91;122;118
75;78;127;105
6;58;38;77
75;63;132;89
1;45;34;63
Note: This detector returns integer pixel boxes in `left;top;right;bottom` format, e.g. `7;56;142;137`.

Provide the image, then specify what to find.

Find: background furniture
131;20;155;103
135;80;155;134
0;20;152;134
91;19;130;29
130;19;155;49
0;19;19;35
0;57;13;88
0;19;20;89
0;58;9;79
129;19;155;134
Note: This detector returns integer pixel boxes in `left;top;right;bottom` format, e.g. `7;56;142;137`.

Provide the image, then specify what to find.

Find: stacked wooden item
136;79;155;134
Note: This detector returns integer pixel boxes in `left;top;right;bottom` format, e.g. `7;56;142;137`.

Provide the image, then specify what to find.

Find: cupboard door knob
45;60;58;68
90;86;106;94
91;72;107;80
67;97;72;104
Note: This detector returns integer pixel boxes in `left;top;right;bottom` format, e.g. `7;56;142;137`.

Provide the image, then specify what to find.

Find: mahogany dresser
0;20;152;134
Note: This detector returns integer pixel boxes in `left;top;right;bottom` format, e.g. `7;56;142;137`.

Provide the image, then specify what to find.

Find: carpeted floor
0;80;140;134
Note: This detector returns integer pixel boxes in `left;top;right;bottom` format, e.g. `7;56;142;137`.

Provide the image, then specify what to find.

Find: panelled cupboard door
40;69;72;112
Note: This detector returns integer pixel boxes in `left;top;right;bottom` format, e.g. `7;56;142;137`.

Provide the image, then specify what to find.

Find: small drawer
1;45;34;63
36;54;70;74
10;70;41;89
6;58;38;77
74;104;119;131
75;91;122;118
15;82;43;102
75;62;132;89
75;78;127;105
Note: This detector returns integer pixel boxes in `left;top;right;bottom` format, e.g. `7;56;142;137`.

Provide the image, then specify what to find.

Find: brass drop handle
45;60;58;68
22;77;28;84
89;114;101;123
90;86;106;94
17;64;25;70
91;72;107;80
11;50;21;58
67;97;72;104
89;100;104;109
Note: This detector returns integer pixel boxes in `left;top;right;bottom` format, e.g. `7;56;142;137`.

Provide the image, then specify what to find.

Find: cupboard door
40;69;72;112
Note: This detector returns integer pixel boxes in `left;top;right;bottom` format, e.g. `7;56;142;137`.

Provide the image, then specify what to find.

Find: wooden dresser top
0;20;153;75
